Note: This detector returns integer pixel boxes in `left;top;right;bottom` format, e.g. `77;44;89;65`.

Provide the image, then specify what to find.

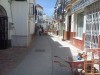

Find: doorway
0;5;8;49
67;15;71;40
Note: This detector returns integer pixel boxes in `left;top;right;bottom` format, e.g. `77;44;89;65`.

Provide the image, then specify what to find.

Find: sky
36;0;56;17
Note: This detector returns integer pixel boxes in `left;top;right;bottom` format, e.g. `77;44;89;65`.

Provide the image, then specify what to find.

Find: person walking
41;26;44;35
34;25;38;35
39;25;42;36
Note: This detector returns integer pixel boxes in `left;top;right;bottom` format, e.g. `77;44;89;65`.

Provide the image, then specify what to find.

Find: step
85;73;100;75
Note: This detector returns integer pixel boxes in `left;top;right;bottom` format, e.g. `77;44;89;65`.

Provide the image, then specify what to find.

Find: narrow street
6;34;79;75
0;0;100;75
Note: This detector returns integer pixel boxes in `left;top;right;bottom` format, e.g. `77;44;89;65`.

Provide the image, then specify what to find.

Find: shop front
71;0;99;50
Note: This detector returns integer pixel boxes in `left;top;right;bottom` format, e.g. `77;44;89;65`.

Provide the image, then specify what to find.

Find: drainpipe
62;0;65;41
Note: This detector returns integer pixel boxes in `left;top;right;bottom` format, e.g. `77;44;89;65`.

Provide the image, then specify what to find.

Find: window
77;12;84;38
35;6;37;20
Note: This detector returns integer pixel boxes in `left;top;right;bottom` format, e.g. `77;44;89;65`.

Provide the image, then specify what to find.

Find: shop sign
71;0;98;13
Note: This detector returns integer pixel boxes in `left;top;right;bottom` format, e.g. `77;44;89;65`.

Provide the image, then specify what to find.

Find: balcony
65;0;72;8
71;0;98;13
65;0;72;6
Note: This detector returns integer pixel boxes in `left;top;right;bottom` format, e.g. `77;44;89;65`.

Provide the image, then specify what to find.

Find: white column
83;15;86;33
71;14;75;32
65;14;68;31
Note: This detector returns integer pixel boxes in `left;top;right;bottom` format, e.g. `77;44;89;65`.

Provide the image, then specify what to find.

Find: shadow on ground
0;35;74;75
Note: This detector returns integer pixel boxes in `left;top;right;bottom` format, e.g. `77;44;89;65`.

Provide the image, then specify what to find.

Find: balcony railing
72;0;98;13
65;0;72;7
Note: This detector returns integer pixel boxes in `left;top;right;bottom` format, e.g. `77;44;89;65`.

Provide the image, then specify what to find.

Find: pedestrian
41;26;44;35
39;25;42;36
35;25;38;35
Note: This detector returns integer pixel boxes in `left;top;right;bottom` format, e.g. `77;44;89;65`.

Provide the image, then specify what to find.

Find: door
0;16;8;49
67;15;71;40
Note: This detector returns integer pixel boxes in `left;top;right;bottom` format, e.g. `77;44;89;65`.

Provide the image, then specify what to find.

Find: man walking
39;25;42;36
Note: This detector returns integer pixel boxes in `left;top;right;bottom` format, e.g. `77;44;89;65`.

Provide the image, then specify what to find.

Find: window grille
85;1;100;48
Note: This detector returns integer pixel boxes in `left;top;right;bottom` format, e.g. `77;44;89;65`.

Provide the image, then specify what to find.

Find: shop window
77;12;84;38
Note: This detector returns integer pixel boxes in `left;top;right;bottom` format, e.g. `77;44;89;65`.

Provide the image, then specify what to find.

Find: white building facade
35;4;43;26
42;14;52;30
64;0;100;50
0;0;36;49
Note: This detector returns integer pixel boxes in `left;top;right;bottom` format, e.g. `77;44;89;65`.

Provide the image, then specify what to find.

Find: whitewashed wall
29;0;36;35
12;1;29;35
29;18;35;34
11;1;29;46
0;0;36;47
